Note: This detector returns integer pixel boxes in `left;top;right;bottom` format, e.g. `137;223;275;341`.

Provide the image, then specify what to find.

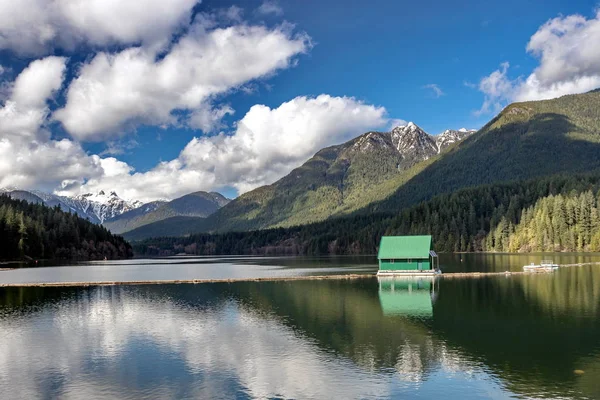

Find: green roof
377;235;432;260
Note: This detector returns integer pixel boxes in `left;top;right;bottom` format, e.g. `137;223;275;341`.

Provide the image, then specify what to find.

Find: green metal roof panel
377;235;432;259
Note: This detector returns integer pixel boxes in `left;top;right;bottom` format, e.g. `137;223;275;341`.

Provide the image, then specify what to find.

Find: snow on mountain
391;122;439;161
435;128;476;153
69;191;143;223
2;188;144;224
350;122;475;165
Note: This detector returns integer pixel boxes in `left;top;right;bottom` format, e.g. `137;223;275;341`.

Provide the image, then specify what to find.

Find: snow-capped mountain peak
349;123;475;167
70;190;143;223
391;123;438;159
435;128;476;153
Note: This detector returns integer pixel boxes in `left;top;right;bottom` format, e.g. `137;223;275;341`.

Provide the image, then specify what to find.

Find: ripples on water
0;254;599;399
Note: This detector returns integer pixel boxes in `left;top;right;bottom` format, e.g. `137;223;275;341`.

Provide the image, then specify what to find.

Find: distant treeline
0;195;132;261
133;174;600;256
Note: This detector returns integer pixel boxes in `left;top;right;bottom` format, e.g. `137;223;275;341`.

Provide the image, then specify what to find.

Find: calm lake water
1;254;599;399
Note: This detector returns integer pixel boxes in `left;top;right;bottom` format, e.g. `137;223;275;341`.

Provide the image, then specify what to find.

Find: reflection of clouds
0;286;521;399
395;343;426;382
0;287;393;399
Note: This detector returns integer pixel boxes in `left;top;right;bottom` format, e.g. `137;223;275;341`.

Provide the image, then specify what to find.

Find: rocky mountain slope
103;191;230;234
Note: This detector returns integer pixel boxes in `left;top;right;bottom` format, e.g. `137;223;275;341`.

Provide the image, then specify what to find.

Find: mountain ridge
103;191;230;234
125;124;476;238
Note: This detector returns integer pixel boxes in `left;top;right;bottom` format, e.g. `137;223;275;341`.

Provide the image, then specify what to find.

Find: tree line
0;195;132;261
133;174;600;256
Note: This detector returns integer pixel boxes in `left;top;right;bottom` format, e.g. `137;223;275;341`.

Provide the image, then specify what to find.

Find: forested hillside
200;124;469;233
133;174;600;256
0;195;132;260
372;90;600;213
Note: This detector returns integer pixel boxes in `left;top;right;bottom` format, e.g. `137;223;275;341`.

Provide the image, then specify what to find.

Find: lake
0;254;599;399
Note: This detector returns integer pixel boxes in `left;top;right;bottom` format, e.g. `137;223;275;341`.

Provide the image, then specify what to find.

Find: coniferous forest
0;195;132;261
133;174;600;256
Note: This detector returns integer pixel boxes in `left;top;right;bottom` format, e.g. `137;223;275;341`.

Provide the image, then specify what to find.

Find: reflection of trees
226;278;441;381
433;270;600;398
519;267;600;316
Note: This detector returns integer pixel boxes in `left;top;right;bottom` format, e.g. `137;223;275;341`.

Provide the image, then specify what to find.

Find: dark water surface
1;254;599;399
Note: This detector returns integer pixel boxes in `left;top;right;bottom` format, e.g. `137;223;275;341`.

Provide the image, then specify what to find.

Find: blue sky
0;0;599;201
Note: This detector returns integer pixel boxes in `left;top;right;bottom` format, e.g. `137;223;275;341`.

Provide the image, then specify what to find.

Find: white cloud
12;57;67;108
61;95;389;202
475;11;600;113
388;118;409;130
0;56;67;140
0;0;198;55
189;104;235;133
423;84;445;98
474;62;515;116
0;57;103;191
54;21;310;142
257;0;284;16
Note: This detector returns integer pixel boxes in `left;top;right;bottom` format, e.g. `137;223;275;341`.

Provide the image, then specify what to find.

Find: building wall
379;259;430;271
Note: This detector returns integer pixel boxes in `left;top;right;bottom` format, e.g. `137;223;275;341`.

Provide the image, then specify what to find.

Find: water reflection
378;277;437;317
0;264;600;399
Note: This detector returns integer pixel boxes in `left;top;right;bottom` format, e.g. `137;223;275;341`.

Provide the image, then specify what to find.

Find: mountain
201;123;475;232
127;123;475;238
133;89;600;241
123;216;207;241
0;189;142;224
67;191;143;223
434;128;475;153
103;191;230;234
134;174;600;256
0;194;132;260
371;89;600;213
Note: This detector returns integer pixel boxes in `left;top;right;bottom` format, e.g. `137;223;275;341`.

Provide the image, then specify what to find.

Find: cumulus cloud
475;11;600;113
423;84;445;98
54;21;310;141
0;57;103;191
0;0;198;55
0;56;67;140
0;3;395;203
257;0;284;16
61;95;390;201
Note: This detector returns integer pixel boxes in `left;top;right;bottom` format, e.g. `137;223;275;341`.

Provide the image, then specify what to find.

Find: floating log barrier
2;260;600;287
0;274;373;288
0;270;549;287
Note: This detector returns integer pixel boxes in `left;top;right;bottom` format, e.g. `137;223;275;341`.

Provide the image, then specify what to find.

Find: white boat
523;260;559;272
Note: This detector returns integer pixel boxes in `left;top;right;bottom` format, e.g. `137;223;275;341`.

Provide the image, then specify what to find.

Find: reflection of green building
378;277;435;317
377;235;438;275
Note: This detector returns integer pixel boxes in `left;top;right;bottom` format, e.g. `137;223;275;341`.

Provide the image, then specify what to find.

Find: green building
377;235;438;274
